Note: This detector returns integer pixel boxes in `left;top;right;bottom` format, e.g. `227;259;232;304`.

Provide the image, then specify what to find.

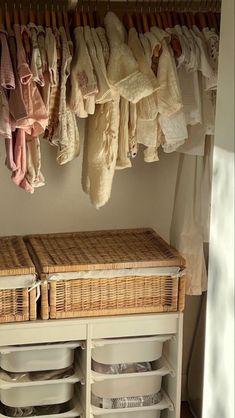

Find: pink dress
10;25;48;193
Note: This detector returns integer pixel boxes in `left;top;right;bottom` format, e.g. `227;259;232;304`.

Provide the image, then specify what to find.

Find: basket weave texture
49;276;181;319
27;228;185;273
27;229;186;319
0;236;36;323
0;236;35;276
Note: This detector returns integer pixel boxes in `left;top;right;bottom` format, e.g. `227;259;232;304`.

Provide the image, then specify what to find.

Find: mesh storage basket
26;229;186;320
0;236;37;323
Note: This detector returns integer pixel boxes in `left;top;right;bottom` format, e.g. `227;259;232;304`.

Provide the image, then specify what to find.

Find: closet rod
0;0;221;11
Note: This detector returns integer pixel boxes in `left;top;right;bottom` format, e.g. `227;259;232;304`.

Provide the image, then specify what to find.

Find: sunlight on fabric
203;146;234;418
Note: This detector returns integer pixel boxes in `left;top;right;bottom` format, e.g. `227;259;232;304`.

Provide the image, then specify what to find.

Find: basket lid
26;229;185;274
0;236;35;276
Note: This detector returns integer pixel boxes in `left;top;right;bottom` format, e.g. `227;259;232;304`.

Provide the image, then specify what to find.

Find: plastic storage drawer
91;392;173;417
92;367;170;399
91;411;161;418
0;373;80;407
91;336;171;365
0;342;81;372
0;397;81;418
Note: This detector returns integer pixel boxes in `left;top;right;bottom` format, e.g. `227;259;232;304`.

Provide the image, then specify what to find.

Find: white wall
0;135;179;239
203;0;235;417
0;131;198;398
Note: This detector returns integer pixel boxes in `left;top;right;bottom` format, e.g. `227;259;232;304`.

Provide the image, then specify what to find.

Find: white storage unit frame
0;313;183;418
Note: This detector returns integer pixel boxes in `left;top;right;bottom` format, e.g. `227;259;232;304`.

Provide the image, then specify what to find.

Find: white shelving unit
0;313;183;418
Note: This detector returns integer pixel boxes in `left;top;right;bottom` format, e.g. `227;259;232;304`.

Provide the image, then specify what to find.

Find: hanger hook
148;0;151;13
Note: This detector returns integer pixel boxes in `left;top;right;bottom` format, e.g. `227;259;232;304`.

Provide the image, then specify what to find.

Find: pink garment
8;29;28;121
5;137;17;172
11;129;34;194
9;26;48;193
0;27;15;90
14;24;32;85
12;24;48;137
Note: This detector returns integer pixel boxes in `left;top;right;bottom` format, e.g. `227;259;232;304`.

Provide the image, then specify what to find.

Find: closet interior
0;0;221;417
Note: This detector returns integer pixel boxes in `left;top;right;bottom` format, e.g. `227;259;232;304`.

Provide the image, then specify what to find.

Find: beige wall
0;134;179;239
203;0;235;416
0;133;199;397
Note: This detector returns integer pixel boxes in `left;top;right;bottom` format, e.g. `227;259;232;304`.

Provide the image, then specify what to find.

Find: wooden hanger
166;10;173;28
123;11;134;30
45;4;51;27
155;11;163;29
195;12;208;29
36;5;44;26
29;7;36;24
13;5;19;24
5;5;12;32
74;6;81;27
176;1;186;27
81;0;88;26
215;12;220;31
63;7;73;54
172;11;180;26
51;4;57;31
206;11;214;28
189;12;196;26
134;12;143;33
210;11;219;32
93;9;101;28
185;12;193;28
179;11;186;26
19;6;26;26
142;12;149;33
132;0;143;33
20;6;31;59
92;0;101;28
154;0;163;29
0;7;3;26
160;11;169;29
57;5;63;28
148;11;156;28
140;2;149;33
87;1;95;28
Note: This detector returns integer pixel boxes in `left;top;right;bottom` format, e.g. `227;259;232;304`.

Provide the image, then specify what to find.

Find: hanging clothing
116;97;132;169
170;136;213;294
69;26;98;117
50;27;80;165
43;27;60;140
29;23;44;87
104;12;157;103
0;26;15;90
26;138;45;189
82;24;120;208
0;89;11;141
11;129;34;194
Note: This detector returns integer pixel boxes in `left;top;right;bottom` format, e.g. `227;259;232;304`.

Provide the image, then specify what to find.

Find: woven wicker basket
0;236;37;323
27;229;186;320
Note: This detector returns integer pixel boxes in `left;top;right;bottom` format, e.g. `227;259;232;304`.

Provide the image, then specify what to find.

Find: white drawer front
92;336;171;364
0;342;80;373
